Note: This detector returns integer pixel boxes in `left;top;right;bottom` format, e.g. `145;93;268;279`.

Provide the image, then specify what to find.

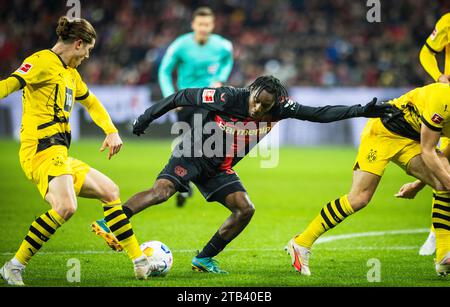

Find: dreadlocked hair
248;75;288;103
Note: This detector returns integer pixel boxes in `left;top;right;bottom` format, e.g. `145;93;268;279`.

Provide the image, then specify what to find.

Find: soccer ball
140;240;173;277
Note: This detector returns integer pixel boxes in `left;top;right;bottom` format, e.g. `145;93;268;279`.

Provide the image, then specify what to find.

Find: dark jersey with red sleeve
137;86;367;170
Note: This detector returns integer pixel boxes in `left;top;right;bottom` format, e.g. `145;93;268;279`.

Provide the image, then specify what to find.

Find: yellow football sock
295;195;355;249
432;191;450;262
103;199;143;261
15;208;65;265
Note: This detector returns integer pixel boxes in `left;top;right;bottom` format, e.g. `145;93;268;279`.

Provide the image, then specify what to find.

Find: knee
101;183;120;203
46;192;77;220
59;204;77;220
151;180;176;204
236;202;255;221
152;187;172;204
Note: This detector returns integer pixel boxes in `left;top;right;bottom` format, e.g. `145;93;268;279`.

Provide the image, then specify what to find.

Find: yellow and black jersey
11;49;117;174
12;49;88;155
425;12;450;75
382;83;450;140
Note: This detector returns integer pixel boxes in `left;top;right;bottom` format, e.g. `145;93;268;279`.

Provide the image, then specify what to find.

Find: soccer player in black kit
92;76;393;273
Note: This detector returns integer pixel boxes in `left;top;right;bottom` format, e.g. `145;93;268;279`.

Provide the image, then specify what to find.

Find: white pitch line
0;228;429;256
315;228;429;244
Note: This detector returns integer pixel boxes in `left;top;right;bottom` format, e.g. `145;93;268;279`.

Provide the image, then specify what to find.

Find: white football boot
435;252;450;276
0;260;25;286
287;238;311;276
133;255;165;280
419;231;436;256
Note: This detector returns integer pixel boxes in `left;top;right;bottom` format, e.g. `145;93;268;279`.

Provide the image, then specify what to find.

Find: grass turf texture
0;139;448;287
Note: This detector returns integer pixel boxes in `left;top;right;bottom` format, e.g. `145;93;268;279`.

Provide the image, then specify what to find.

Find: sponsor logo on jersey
431;113;444;125
202;89;216;103
208;63;219;74
17;63;33;74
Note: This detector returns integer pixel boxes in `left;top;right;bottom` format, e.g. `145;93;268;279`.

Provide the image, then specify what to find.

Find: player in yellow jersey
0;16;162;286
395;12;450;256
287;83;450;277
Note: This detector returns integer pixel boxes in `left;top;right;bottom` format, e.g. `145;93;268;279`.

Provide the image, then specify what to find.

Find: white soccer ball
140;240;173;276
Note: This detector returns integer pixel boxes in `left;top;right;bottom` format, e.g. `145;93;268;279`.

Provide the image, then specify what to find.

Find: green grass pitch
0;139;448;287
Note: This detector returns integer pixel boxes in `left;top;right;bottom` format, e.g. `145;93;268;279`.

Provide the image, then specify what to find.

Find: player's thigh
196;170;251;212
406;154;448;191
78;167;119;203
157;155;201;194
45;174;78;219
353;119;401;177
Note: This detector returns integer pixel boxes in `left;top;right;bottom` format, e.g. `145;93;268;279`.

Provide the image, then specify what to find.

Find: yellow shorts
23;145;90;199
354;118;422;176
439;137;450;151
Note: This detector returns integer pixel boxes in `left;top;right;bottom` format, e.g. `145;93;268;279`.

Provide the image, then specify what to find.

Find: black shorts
157;155;246;203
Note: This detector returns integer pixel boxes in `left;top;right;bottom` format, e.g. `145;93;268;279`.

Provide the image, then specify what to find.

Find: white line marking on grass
315;228;429;244
0;228;429;256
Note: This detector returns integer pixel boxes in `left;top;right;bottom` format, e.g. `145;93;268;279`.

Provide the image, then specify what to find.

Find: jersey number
64;88;74;112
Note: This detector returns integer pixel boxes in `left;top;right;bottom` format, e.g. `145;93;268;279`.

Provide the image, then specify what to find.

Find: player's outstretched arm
283;97;395;123
0;76;21;99
133;89;202;136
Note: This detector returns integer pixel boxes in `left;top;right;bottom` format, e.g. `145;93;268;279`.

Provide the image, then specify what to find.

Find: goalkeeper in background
158;6;234;207
395;12;450;256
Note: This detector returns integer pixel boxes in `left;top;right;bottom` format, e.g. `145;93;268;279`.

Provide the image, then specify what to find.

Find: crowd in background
1;0;449;95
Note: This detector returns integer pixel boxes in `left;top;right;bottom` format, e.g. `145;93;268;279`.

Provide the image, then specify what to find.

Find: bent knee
151;180;176;203
46;193;77;220
153;187;173;203
236;202;255;221
100;183;120;203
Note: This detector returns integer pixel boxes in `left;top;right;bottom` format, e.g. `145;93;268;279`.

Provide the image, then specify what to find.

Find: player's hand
360;97;395;118
132;117;150;136
437;74;450;84
394;180;425;199
100;132;123;160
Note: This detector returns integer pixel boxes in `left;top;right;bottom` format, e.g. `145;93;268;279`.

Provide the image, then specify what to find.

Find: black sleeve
279;99;363;123
138;87;232;123
138;88;201;123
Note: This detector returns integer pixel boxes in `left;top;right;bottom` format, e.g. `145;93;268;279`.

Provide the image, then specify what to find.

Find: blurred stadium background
0;0;448;146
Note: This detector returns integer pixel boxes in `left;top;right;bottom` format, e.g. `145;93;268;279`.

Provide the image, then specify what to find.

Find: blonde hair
56;16;96;44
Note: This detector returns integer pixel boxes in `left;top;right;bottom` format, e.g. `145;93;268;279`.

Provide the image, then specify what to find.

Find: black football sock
122;206;134;219
197;231;230;258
